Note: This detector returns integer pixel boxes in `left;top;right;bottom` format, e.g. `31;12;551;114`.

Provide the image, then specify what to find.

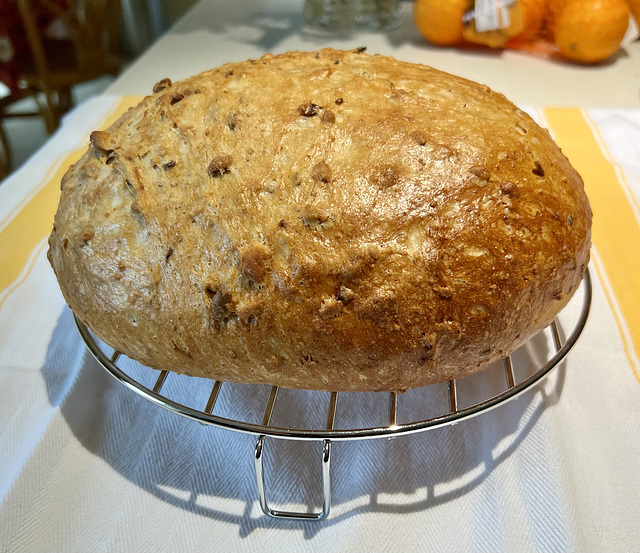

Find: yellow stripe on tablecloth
543;107;640;372
0;96;144;303
591;251;640;383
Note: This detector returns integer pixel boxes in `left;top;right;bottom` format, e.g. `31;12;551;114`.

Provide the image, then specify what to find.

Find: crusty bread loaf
48;48;591;392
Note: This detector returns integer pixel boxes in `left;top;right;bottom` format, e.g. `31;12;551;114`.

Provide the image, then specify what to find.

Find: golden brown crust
48;49;592;392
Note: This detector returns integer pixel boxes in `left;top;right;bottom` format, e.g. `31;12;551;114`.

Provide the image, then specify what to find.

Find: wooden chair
0;0;122;180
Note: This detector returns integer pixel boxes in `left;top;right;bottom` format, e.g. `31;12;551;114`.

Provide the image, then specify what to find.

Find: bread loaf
48;49;591;392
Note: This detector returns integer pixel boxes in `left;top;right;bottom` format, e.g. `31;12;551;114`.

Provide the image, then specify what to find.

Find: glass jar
303;0;403;32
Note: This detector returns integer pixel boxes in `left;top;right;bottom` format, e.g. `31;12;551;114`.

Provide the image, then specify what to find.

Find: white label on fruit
473;0;512;32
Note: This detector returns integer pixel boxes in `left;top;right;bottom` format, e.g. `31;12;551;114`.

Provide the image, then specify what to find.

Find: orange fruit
542;0;560;40
626;0;639;27
553;0;630;63
414;0;467;46
516;0;548;40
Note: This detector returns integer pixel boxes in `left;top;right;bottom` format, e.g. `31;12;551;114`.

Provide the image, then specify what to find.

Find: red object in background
0;0;67;96
0;1;28;95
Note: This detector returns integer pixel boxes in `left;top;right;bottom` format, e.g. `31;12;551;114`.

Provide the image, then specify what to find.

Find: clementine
414;0;468;46
516;0;548;40
553;0;630;63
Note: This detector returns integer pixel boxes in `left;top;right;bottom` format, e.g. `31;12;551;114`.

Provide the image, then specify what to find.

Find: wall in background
163;0;200;25
120;0;199;57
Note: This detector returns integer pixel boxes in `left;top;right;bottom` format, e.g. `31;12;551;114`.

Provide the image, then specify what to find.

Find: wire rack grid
75;269;591;520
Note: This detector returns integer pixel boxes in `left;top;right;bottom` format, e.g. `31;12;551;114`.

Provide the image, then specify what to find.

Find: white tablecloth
1;96;639;552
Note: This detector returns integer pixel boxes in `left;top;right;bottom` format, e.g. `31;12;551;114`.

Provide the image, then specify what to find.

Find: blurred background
0;0;637;182
0;0;198;180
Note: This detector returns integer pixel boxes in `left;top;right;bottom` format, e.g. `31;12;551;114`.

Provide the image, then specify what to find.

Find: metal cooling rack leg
254;436;332;520
550;319;562;351
503;356;516;388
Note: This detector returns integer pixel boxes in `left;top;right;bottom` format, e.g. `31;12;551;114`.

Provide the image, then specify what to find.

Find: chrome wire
448;380;458;414
503;356;516;389
253;386;335;519
153;370;169;394
77;269;592;521
204;381;223;415
388;392;398;426
254;435;332;520
75;268;592;442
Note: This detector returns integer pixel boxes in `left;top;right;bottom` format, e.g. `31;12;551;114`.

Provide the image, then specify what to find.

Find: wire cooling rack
75;268;591;520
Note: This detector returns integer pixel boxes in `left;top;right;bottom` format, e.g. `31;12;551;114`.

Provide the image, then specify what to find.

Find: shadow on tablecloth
41;306;567;540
